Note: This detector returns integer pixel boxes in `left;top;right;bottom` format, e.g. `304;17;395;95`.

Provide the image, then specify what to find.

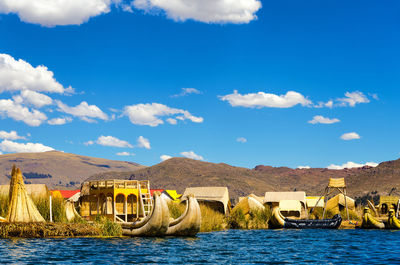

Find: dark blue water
0;230;399;264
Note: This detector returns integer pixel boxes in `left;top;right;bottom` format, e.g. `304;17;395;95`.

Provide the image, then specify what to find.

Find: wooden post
343;188;350;221
97;195;99;215
49;194;53;222
124;196;127;223
322;188;329;219
113;196;116;222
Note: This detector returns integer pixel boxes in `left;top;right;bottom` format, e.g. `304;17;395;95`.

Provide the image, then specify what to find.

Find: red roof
51;190;80;199
150;189;164;196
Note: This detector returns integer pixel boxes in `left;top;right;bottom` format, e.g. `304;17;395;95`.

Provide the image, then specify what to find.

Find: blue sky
0;0;399;169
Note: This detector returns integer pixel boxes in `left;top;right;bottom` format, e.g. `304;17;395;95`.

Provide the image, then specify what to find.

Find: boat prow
166;194;201;236
387;209;400;229
269;206;285;228
122;192;170;236
270;206;342;229
361;207;385;229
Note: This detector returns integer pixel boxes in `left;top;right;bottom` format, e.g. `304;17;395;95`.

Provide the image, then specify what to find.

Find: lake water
0;229;399;264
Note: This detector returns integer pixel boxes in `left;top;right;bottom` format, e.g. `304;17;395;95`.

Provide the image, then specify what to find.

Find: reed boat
361;207;385;229
166;194;201;236
270;206;342;229
121;192;170;237
387;209;400;229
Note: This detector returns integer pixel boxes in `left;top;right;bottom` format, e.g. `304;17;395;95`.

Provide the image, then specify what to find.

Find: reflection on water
0;230;400;264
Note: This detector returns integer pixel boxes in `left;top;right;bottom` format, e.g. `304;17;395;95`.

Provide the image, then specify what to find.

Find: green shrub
167;202;186;219
94;215;122;236
199;204;225;232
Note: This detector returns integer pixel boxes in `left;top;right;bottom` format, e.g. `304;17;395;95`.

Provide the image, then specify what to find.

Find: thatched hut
182;187;230;215
325;194;355;214
264;191;307;218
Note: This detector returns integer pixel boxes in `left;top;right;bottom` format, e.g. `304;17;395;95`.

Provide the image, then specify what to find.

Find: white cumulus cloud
116;151;135;156
160;155;172;161
180;150;204;160
297;166;311;169
47;117;72;125
0;98;47;126
96;135;133;148
0;139;54;153
340;132;360;140
337;91;370;107
172;88;201;98
132;0;262;24
123;103;203;127
327;161;378;170
137;136;150;149
236;137;247;143
56;100;108;122
220;90;312;108
308;115;340;124
13;90;53;108
0;0;113;27
0;54;71;93
0;130;26;140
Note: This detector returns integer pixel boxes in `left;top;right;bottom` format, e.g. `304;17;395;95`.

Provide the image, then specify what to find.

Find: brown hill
88;157;400;200
0;151;145;189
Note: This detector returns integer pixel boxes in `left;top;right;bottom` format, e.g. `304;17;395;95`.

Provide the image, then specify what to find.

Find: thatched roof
264;191;307;206
6;166;45;222
279;200;302;212
306;196;325;208
325;194;355;211
182;187;230;214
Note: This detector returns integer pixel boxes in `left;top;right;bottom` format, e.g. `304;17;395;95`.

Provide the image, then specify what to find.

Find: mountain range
1;151;399;201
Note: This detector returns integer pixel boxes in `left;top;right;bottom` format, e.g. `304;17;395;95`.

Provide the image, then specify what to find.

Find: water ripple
0;230;399;264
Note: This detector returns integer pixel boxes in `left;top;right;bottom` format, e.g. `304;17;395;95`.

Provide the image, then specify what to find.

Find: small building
80;179;152;222
378;196;399;215
264;191;308;218
306;196;325;209
161;190;181;203
325;194;355;214
182;187;230;215
51;190;80;201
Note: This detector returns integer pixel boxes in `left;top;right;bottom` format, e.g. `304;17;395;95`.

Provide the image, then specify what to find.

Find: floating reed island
1;165;400;238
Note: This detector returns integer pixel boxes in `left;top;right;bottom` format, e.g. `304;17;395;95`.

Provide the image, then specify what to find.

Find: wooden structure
378;196;399;215
313;178;351;220
81;180;153;222
264;191;308;219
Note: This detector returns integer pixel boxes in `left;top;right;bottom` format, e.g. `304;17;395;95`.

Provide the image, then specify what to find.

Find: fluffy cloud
172;88;201;98
116;151;135;156
0;54;71;93
13;90;53;108
47;117;72;125
96;135;133;148
0;139;54;153
180;150;204;160
340;132;360;140
0;130;26;140
220;90;312;108
56;101;108;122
338;91;370;107
132;0;262;24
0;0;113;27
236;137;247;143
123;103;203;127
84;140;94;146
137;136;151;149
308;115;340;124
327;161;378;170
297;166;311;169
0;99;47;126
160;155;172;161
